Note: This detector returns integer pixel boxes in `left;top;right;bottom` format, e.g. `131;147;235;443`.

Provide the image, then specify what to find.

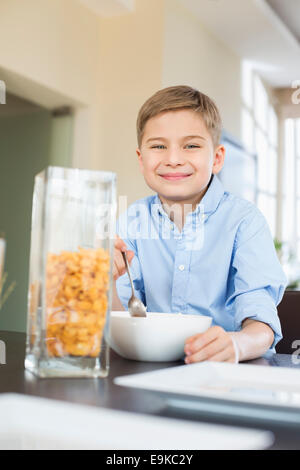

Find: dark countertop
1;330;300;450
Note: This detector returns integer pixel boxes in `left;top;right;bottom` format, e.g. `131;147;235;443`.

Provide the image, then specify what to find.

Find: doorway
0;92;73;332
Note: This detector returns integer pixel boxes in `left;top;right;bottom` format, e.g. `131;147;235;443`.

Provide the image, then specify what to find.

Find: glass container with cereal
25;167;116;377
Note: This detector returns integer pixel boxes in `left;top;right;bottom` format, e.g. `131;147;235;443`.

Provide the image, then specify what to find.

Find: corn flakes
45;247;110;357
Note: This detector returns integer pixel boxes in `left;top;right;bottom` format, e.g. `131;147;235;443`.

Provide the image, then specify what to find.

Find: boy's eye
151;145;166;149
185;144;201;149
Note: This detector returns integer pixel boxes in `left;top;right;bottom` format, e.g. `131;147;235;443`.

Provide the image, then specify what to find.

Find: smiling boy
112;85;287;363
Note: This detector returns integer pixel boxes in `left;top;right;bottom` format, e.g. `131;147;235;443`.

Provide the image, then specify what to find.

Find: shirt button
178;264;185;271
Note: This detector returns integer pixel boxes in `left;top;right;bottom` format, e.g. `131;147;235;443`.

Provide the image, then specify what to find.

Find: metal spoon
121;251;147;317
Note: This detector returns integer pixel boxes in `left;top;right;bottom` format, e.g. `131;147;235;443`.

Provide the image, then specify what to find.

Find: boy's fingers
186;335;235;363
113;258;125;280
207;349;235;363
114;237;135;262
127;250;135;263
114;234;127;252
185;329;214;347
114;246;135;267
186;340;230;364
114;236;135;258
185;333;204;344
113;249;126;278
112;247;135;281
185;338;219;363
113;263;121;280
184;326;223;354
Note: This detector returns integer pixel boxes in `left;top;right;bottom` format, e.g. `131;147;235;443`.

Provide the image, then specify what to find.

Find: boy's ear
212;145;225;175
136;148;144;175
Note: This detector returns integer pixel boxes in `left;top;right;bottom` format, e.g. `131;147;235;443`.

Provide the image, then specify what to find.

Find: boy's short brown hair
136;85;222;148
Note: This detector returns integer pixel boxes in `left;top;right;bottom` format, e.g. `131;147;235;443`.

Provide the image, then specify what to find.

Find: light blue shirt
116;174;287;349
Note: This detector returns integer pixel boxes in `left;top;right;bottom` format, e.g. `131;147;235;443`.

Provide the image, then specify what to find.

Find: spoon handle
121;251;135;296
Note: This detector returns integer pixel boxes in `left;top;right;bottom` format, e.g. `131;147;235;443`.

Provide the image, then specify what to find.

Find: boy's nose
164;150;185;166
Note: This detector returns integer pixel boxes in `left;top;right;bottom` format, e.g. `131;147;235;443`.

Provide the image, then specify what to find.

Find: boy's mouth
159;173;193;181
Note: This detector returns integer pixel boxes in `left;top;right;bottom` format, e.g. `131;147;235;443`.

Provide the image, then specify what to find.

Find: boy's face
136;109;225;205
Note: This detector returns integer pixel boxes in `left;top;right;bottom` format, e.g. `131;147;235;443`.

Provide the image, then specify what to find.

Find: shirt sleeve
225;207;288;349
115;212;146;311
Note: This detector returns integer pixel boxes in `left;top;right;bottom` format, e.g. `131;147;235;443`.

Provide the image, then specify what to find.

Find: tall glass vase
25;167;116;378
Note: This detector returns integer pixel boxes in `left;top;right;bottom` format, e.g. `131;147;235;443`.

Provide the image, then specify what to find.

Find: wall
0;110;52;332
0;0;102;169
162;0;242;141
274;88;300;119
49;114;73;168
97;0;165;207
0;0;244;205
0;0;100;105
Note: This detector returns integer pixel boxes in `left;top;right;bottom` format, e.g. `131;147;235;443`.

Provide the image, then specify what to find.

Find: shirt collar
199;174;225;215
152;174;224;219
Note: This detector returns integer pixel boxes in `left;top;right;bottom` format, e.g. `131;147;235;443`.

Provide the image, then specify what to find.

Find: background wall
0;0;103;332
98;0;165;206
0;0;102;169
0;0;244;205
49;113;73;167
0;0;100;104
162;0;242;141
0;109;52;332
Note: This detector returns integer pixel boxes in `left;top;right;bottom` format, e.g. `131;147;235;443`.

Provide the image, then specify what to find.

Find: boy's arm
231;318;274;362
226;207;287;349
184;318;275;364
185;207;287;364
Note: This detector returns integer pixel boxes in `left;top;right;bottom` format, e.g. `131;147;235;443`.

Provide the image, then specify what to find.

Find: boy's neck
158;178;212;231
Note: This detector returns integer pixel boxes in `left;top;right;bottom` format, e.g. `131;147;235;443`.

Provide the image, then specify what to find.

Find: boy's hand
184;326;238;364
113;235;134;281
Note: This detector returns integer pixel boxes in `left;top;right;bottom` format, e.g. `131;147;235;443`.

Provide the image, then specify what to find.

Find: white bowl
109;311;212;362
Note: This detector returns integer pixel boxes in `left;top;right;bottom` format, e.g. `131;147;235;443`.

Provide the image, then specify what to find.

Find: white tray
0;393;272;450
114;361;300;424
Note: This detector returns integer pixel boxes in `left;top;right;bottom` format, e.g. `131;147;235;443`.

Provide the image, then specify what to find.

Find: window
241;62;278;238
282;118;300;261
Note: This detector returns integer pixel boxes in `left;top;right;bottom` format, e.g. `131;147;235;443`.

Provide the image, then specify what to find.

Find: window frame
241;66;279;238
